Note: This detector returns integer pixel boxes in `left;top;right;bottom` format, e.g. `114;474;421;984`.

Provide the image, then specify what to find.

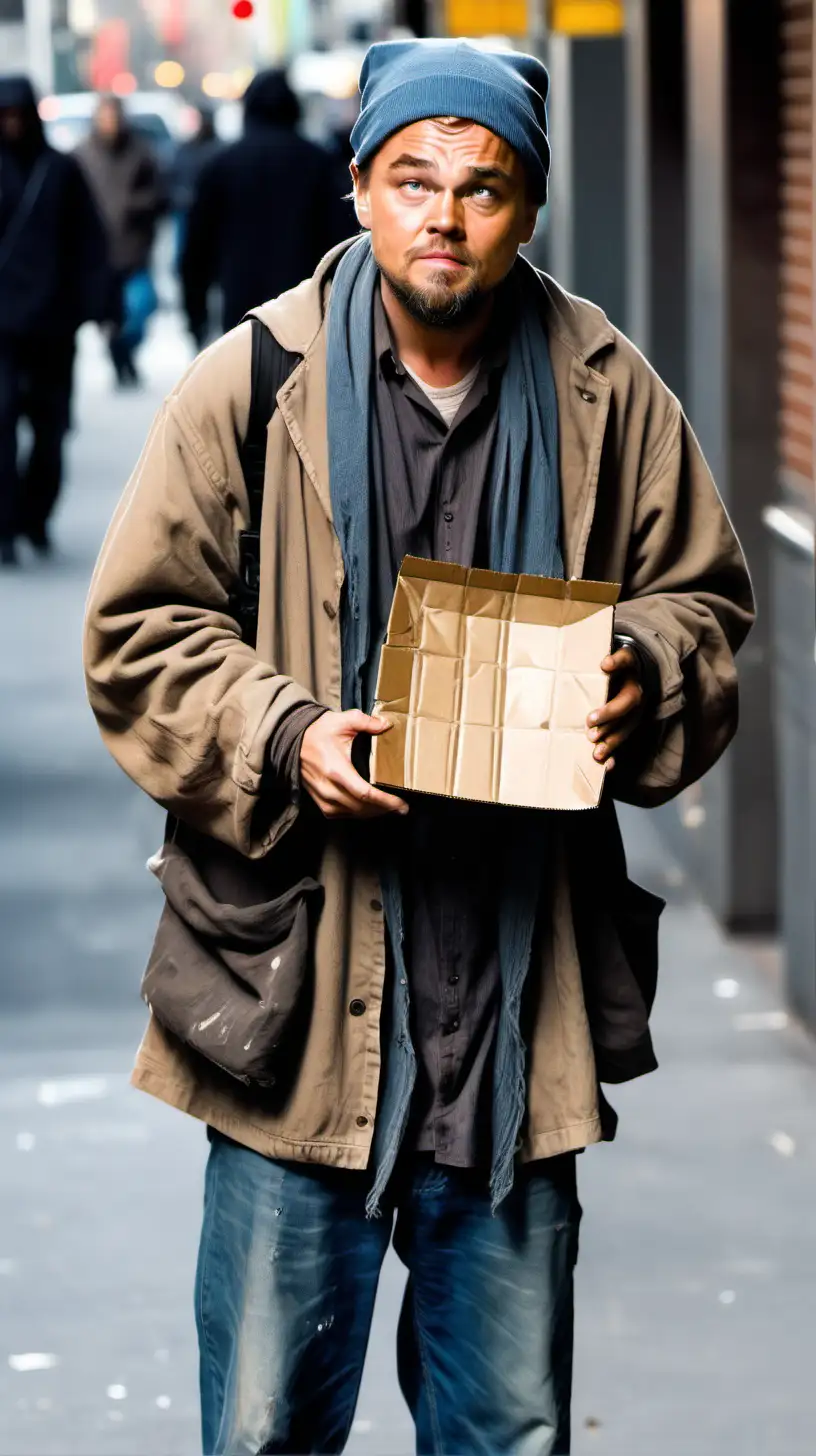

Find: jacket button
323;599;337;619
370;898;382;913
356;1115;369;1127
349;998;366;1017
579;389;597;403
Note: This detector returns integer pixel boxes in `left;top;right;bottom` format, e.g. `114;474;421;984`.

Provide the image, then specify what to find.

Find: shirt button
444;511;453;523
349;999;366;1017
579;389;597;403
448;974;460;985
322;599;337;619
370;898;382;913
356;1115;369;1127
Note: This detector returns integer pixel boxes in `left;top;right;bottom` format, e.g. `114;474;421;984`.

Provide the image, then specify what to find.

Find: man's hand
586;646;645;774
300;711;409;820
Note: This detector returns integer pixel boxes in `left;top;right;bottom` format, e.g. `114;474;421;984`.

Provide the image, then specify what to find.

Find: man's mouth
415;252;469;268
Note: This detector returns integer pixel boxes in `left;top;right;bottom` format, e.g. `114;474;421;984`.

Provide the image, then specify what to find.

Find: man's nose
427;189;465;236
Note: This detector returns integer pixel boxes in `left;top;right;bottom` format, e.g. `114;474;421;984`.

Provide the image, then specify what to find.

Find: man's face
94;101;121;142
0;108;25;144
352;118;539;327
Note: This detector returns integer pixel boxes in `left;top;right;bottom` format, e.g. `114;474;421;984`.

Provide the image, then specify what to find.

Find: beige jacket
83;248;754;1169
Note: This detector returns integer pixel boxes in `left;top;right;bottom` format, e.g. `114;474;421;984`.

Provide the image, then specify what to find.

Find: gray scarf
326;235;564;1204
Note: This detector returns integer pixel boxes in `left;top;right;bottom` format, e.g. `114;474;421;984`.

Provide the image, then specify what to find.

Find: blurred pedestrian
181;68;346;347
85;39;755;1455
169;105;222;266
76;95;163;388
0;75;111;565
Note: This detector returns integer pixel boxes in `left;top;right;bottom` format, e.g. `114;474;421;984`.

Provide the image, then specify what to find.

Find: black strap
0;153;52;277
231;317;301;646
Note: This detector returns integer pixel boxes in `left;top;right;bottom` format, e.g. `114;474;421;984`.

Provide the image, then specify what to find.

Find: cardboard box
370;557;621;811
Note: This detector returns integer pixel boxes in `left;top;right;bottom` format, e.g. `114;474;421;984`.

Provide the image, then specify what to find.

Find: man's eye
471;186;496;200
400;179;425;193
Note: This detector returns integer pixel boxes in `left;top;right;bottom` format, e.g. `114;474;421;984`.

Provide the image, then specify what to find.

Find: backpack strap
231;316;301;647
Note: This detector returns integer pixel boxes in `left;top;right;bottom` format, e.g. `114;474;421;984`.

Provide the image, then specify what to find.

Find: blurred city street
0;309;814;1456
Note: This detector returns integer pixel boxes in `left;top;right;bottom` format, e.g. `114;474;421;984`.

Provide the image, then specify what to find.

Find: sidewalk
0;315;813;1456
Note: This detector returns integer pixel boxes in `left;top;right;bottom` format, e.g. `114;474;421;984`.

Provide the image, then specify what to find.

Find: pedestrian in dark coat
180;69;346;345
169;105;222;266
0;75;111;565
76;96;164;387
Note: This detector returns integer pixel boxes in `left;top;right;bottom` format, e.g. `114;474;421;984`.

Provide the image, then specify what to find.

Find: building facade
769;0;816;1026
624;0;815;1025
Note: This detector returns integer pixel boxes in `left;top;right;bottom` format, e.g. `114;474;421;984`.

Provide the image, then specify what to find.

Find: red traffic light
232;0;254;16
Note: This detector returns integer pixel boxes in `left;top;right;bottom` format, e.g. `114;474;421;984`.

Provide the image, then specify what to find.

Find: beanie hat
350;40;550;203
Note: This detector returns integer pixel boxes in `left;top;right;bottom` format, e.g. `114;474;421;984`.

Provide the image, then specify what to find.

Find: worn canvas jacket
83;245;754;1170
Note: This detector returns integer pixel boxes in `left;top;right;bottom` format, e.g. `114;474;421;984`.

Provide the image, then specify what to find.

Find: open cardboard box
371;557;621;811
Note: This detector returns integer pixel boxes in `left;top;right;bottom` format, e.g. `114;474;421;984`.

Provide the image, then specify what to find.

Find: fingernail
588;727;600;740
594;747;605;762
399;804;409;815
588;713;598;725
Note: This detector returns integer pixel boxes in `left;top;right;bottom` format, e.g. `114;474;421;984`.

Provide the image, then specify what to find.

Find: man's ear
519;198;539;247
350;160;371;229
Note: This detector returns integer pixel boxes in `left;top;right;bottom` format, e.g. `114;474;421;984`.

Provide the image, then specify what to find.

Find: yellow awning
444;0;530;39
550;0;624;35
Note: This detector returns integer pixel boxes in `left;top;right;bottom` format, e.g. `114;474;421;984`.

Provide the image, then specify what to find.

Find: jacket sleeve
611;402;755;808
83;350;320;859
128;147;165;223
65;157;114;326
181;155;220;338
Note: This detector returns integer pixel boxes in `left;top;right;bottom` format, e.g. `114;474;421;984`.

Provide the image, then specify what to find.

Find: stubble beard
378;261;489;330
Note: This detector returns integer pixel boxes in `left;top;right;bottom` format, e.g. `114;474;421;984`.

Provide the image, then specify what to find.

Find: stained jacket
83;245;755;1171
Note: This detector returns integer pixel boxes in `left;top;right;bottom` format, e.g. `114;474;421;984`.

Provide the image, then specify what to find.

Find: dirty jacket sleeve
612;401;755;808
83;337;320;859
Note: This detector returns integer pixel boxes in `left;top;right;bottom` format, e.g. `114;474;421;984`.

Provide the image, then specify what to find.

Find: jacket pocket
141;836;323;1088
581;877;666;1085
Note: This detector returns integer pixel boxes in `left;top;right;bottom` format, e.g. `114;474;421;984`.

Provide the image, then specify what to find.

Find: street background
2;0;816;1450
0;312;814;1455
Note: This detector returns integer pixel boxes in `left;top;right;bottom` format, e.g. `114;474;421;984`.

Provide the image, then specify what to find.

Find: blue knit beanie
350;39;551;203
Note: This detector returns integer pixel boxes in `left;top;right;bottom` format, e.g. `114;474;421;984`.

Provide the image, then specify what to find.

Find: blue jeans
196;1133;581;1455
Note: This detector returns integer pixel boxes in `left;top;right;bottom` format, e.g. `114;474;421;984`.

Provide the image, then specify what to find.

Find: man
0;75;110;564
180;68;346;345
84;40;754;1456
76;95;163;387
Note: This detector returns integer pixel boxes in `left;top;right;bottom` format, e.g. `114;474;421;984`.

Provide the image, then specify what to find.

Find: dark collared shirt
370;289;511;1167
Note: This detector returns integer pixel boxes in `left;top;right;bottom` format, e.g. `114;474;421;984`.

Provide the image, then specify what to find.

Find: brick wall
779;0;815;511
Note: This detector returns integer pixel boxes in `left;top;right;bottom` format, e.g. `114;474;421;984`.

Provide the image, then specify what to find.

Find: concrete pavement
0;314;814;1456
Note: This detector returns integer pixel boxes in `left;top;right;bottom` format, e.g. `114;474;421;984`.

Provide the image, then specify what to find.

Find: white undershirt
401;359;481;428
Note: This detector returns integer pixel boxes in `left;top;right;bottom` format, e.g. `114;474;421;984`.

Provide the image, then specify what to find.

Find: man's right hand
300;711;409;820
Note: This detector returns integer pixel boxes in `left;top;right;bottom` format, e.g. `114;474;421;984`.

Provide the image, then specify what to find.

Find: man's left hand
586;646;645;774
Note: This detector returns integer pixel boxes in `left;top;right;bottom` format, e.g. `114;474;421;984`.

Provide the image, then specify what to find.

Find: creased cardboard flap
370;557;621;812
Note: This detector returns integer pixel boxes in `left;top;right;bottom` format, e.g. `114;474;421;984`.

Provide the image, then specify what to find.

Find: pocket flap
149;841;322;947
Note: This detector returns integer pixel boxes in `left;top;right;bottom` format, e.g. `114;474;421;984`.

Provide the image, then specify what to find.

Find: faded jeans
196;1132;581;1455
